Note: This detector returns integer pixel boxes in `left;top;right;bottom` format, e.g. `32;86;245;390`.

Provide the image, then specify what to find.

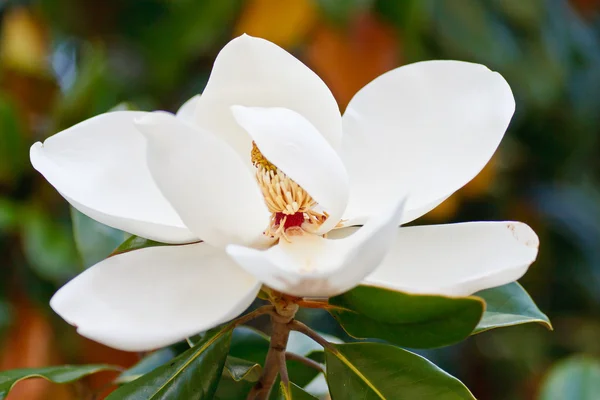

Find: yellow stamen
256;167;316;215
251;141;277;171
251;141;331;239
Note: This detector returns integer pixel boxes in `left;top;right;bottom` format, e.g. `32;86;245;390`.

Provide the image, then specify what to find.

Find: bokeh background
1;0;599;399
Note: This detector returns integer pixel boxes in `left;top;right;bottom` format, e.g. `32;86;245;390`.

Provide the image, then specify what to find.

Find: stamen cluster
251;142;327;240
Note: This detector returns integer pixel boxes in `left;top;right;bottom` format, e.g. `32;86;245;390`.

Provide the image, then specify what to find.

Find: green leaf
325;343;475;399
214;380;254;400
280;382;319;400
115;346;184;384
71;207;127;268
213;356;261;399
328;285;484;348
538;356;600;400
223;356;262;382
110;235;170;257
0;365;120;400
214;327;269;400
108;327;231;399
286;361;320;394
20;206;80;283
306;350;325;365
473;282;552;334
228;326;270;364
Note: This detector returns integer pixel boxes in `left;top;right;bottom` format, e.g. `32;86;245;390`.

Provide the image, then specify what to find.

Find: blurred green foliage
538;355;600;400
0;0;599;399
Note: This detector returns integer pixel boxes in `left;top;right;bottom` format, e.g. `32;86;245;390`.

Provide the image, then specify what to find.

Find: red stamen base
274;212;304;229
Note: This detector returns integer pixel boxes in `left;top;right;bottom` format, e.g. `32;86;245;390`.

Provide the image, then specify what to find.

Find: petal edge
359;221;538;296
30;111;196;243
51;243;260;351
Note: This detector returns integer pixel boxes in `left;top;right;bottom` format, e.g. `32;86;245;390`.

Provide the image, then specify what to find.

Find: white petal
175;94;201;124
50;242;260;352
195;34;342;166
226;198;405;297
341;60;515;225
135;112;270;248
350;221;538;296
30;111;196;243
231;106;349;233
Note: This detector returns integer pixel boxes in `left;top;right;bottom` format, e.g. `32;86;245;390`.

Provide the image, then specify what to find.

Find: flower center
251;142;328;241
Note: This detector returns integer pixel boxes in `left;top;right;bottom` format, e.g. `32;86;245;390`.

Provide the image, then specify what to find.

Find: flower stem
228;305;275;328
295;299;330;309
289;320;334;350
246;290;333;399
247;314;292;400
278;350;290;387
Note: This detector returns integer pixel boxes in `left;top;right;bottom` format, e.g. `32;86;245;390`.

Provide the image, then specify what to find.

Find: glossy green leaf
473;282;552;334
224;356;262;382
280;381;319;400
228;326;270;364
0;365;120;400
286;361;320;394
107;327;231;399
214;327;269;400
328;285;484;348
213;357;262;400
71;207;127;267
115;345;185;384
110;235;170;257
538;356;600;400
306;350;325;365
325;343;475;399
214;381;254;400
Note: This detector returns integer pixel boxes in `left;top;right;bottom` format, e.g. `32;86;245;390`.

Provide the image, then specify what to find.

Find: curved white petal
231;106;349;233
135;112;270;248
176;94;201;124
195;34;342;166
30;111;196;243
341;221;538;296
50;242;260;352
341;60;515;225
226;198;405;297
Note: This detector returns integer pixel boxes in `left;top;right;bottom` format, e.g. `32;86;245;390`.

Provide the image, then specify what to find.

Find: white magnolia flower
30;35;538;352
